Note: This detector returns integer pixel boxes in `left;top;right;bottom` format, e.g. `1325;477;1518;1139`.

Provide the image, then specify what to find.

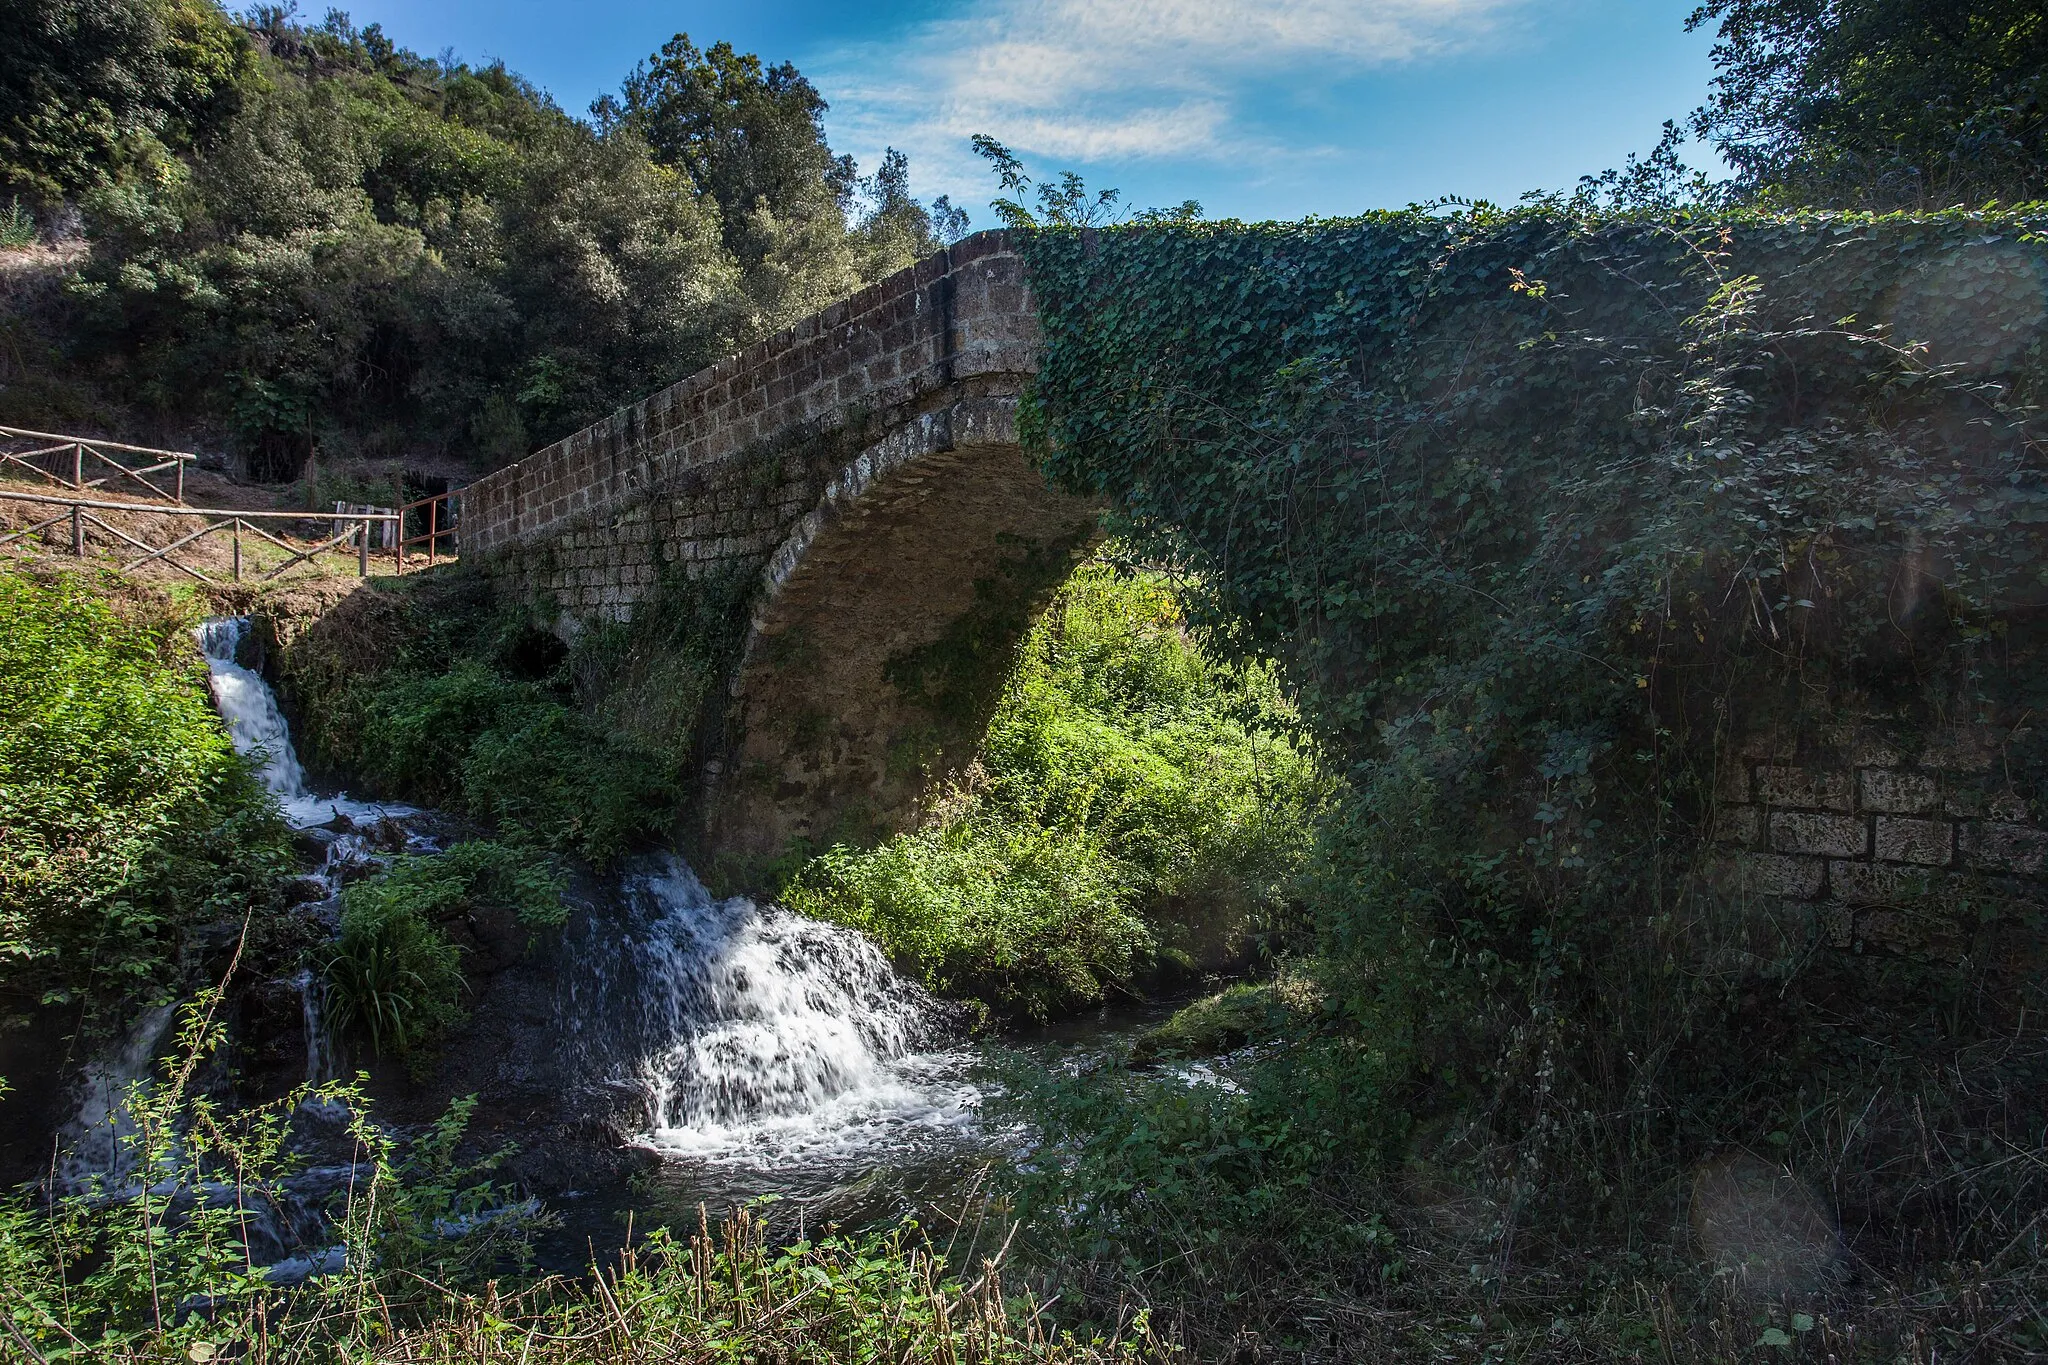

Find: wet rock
293;826;339;859
282;875;329;905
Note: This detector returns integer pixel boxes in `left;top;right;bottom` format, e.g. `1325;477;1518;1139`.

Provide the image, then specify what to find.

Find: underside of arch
707;397;1102;868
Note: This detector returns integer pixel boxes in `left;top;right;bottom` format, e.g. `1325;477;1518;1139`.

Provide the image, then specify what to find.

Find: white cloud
813;0;1529;206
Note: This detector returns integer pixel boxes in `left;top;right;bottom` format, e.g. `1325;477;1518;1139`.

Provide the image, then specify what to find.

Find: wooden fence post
70;503;82;556
358;517;368;577
232;519;242;582
71;443;82;491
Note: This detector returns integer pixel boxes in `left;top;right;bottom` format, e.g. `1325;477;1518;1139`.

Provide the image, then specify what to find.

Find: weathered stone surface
1770;811;1869;858
1717;853;1826;898
1756;767;1854;812
1873;816;1953;866
1830;860;1949;905
458;234;1102;865
1960;821;2048;874
1858;768;1938;814
1917;728;1994;772
1714;805;1761;846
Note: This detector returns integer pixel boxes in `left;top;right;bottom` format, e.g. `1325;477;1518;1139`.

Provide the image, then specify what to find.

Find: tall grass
786;560;1331;1020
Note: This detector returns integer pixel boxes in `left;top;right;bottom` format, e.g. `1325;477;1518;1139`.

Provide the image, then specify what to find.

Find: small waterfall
297;968;338;1085
182;616;978;1184
196;616;410;830
55;1001;180;1188
196;617;309;802
568;857;977;1166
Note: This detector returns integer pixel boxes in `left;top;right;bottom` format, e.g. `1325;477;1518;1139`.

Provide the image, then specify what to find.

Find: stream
127;616;1166;1267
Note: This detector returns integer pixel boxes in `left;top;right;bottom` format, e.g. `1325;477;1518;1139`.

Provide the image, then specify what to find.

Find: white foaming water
195;617;412;829
579;857;980;1168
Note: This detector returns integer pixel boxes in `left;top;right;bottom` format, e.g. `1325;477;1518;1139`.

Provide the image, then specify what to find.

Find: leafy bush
787;561;1330;1019
0;198;34;249
354;661;679;865
0;566;287;1002
322;840;564;1064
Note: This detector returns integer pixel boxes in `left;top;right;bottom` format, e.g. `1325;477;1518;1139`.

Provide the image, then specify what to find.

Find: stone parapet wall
460;231;1038;607
1714;723;2044;955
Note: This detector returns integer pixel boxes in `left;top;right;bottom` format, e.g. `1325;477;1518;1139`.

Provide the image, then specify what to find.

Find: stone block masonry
1715;724;2043;956
460;231;1042;622
451;232;1106;867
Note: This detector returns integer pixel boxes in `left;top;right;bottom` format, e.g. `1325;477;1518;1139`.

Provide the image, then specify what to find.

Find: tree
0;0;247;203
600;34;851;268
1690;0;2048;207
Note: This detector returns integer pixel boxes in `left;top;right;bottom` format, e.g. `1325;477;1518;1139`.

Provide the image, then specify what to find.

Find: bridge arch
460;232;1101;866
710;397;1099;861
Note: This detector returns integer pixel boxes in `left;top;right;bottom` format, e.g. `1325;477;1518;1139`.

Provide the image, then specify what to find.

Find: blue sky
332;0;1723;227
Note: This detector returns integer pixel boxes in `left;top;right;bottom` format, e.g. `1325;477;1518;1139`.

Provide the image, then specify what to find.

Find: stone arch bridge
462;231;1097;865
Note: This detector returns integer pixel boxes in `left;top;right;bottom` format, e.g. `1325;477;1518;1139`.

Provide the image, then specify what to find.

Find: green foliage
2;994;534;1359
0;996;1155;1364
0;566;287;1002
1691;0;2048;207
1008;209;2048;1346
323;875;468;1067
1129;970;1325;1063
355;660;679;864
321;842;560;1065
0;198;37;249
275;566;745;866
32;6;954;476
788;561;1330;1020
0;0;249;202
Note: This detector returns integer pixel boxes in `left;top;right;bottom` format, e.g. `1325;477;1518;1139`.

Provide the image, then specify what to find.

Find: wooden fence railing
0;490;398;584
0;426;197;504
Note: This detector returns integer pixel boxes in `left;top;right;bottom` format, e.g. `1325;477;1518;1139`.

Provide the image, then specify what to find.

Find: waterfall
55;1001;180;1188
297;968;338;1085
195;617;409;830
568;857;978;1166
186;616;978;1178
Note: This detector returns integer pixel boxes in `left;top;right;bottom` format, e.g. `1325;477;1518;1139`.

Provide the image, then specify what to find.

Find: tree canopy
1691;0;2048;206
0;7;961;481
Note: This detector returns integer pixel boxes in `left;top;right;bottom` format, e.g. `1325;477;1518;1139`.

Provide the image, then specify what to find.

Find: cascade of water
297;968;337;1085
54;1001;180;1188
195;617;308;801
195;616;412;830
567;857;979;1166
179;616;982;1189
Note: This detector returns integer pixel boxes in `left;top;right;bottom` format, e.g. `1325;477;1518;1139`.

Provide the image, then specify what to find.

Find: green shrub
0;567;287;1002
0;199;34;249
322;891;466;1067
1129;971;1326;1063
355;662;678;865
322;840;565;1065
787;561;1330;1020
792;823;1150;1022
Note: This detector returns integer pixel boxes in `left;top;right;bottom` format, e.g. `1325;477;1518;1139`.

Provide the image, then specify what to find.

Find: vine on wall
1015;208;2048;1245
